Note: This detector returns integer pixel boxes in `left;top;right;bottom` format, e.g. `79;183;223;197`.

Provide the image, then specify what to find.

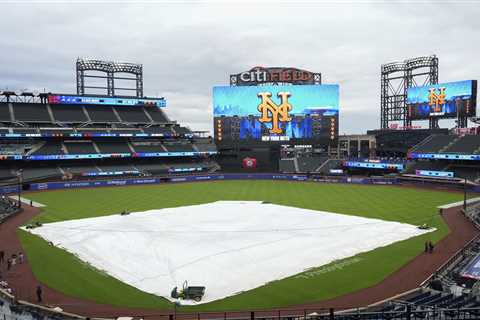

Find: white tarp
28;201;432;304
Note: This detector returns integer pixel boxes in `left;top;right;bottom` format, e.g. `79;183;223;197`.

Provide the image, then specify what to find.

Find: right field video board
407;80;477;120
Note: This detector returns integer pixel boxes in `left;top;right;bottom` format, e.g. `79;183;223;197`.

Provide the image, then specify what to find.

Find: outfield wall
26;174;399;192
1;173;479;195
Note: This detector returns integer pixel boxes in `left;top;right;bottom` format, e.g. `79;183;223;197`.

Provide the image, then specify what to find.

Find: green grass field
19;180;463;311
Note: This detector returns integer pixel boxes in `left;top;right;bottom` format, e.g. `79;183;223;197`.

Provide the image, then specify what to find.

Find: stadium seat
115;106;151;123
85;106;120;122
50;105;88;123
12;103;52;122
0;103;12;121
95;141;132;153
412;135;458;154
144;106;169;123
64;141;98;154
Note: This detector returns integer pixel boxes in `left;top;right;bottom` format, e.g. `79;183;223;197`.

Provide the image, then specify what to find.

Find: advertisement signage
343;161;404;171
242;157;257;169
0;132;174;138
48;94;166;107
0;151;217;161
230;67;321;86
409;152;480;161
415;170;454;178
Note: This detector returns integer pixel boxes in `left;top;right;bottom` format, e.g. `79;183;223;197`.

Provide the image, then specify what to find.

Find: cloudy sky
0;0;478;134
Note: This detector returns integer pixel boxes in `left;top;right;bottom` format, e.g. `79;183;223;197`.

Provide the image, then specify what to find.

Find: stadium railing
0;287;87;320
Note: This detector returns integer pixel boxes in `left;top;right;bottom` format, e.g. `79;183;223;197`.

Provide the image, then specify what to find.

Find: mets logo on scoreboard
257;92;292;134
428;87;446;113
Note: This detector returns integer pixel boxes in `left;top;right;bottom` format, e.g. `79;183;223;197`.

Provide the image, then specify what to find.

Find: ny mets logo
257;92;292;134
428;87;446;112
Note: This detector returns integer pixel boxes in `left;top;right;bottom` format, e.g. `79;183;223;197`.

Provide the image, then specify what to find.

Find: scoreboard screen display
48;94;166;107
407;80;477;120
213;84;339;145
415;170;454;178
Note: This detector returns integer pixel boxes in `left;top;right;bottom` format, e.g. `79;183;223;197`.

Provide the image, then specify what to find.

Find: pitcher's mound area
27;201;431;304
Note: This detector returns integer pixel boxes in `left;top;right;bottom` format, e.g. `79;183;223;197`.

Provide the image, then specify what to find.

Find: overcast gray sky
0;0;478;134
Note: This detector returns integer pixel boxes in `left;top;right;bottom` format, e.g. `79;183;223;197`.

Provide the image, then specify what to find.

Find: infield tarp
28;201;432;304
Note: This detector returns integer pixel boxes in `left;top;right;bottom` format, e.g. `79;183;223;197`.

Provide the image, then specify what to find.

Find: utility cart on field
171;281;206;302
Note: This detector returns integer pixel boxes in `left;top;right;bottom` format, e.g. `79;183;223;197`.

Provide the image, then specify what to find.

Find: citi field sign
230;67;321;86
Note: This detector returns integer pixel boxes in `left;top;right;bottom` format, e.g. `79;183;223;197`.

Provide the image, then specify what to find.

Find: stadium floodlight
380;55;438;129
77;58;143;97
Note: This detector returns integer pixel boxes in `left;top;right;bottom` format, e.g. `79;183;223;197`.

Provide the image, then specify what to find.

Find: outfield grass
19;181;463;311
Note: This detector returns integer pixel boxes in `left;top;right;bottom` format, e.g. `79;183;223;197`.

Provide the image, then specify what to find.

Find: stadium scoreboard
213;83;339;146
406;80;477;120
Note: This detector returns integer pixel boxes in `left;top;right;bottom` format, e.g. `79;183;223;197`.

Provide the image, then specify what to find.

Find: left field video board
47;94;166;107
213;84;339;145
407;80;477;120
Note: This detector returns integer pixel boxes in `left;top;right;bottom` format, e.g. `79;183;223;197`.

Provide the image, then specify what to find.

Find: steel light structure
380;55;439;129
76;58;143;97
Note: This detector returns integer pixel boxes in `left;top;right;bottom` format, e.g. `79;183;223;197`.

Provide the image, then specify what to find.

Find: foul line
438;197;480;210
8;196;46;208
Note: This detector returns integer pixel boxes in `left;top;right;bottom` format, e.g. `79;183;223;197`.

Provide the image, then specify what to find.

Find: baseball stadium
0;53;479;320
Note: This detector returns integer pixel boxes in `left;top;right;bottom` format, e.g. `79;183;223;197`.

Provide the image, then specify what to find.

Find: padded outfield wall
1;173;479;195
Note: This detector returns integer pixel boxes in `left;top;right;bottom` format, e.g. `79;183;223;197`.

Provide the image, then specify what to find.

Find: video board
415;170;454;178
48;94;166;107
407;80;477;120
0;150;217;161
213;84;339;145
343;161;405;171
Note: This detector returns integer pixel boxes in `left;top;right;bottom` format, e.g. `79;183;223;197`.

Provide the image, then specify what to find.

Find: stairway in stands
440;135;462;153
315;159;342;174
293;158;300;172
410;135;435;152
